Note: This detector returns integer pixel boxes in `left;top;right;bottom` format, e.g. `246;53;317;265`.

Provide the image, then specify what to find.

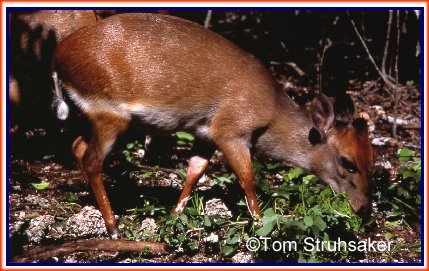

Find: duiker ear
309;94;334;144
333;92;355;125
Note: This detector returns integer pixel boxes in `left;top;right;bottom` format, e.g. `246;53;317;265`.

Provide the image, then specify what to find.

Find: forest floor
8;78;422;264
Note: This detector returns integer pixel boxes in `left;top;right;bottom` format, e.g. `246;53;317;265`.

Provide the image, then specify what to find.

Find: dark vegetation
8;10;421;263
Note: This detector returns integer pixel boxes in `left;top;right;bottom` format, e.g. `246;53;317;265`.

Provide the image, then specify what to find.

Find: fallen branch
402;124;421;130
401;100;421;118
13;239;168;263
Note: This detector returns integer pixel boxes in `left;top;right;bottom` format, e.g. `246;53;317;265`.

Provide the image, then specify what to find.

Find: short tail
51;71;69;120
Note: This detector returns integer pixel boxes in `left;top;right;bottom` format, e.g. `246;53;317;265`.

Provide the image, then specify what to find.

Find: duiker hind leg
174;143;215;214
72;136;89;183
75;113;129;238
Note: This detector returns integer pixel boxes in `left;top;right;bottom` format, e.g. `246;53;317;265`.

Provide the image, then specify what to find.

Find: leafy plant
31;179;50;190
123;140;145;166
176;131;195;147
386;148;421;216
155;163;366;262
159;213;202;251
210;174;235;189
121;145;406;263
250;167;363;262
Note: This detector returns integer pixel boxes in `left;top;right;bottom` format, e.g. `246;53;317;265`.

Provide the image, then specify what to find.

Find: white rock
204;198;232;218
203;232;219;243
65;206;107;237
232;252;255;263
140;217;158;234
375;160;392;170
387;116;410;125
372;137;394;146
25;215;55;243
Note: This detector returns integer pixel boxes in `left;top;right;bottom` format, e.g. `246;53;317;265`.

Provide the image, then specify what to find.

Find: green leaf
256;178;270;193
179;214;188;224
176;131;195;141
226;235;240;245
286;220;306;230
313;216;326;231
261;212;277;228
187;242;198;250
307;257;319;263
263;208;276;217
402;170;418;180
306;195;315;205
323;232;330;242
398;148;414;162
204;215;211;227
255;223;274;236
31;180;50;190
222;245;237;256
298;254;307;263
320;188;332;198
302;174;317;183
185;207;199;216
252;160;264;174
64;192;78;202
225;227;237;238
178;169;187;180
397;187;410;198
385;232;393;240
275;185;290;199
288;167;304;180
303;216;313;227
141;171;153;178
177;233;186;243
126;142;135;149
266;162;281;170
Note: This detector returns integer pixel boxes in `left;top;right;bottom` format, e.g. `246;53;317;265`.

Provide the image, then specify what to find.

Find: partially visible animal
9;10;117;132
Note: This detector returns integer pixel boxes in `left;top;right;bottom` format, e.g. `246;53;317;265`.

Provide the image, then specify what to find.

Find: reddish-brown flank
51;13;374;237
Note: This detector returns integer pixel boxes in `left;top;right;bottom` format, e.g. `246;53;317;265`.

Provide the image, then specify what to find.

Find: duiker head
309;93;375;217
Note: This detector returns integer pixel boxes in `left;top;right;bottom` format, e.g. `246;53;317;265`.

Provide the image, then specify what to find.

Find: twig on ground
13;239;168;263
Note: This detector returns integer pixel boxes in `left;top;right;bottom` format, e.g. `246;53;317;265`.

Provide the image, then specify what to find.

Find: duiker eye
340;157;358;173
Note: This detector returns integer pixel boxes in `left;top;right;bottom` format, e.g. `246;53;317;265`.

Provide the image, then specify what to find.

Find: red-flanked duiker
51;13;375;238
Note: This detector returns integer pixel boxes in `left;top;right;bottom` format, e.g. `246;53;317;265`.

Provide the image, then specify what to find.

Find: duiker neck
252;94;315;172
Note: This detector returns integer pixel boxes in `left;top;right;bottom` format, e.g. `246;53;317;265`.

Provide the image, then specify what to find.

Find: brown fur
52;13;374;236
